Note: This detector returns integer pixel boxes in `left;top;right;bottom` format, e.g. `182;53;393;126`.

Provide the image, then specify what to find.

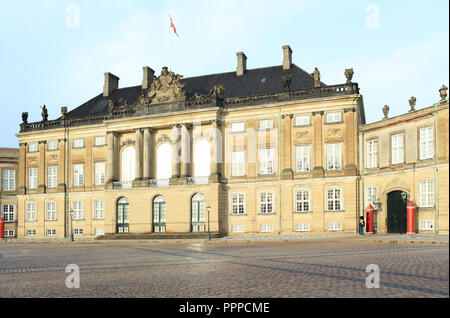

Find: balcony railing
149;179;170;188
187;176;209;185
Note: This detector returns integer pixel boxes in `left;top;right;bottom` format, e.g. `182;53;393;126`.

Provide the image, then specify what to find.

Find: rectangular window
28;168;38;189
231;194;245;215
73;164;84;187
3;205;15;222
419;181;434;207
260;224;274;233
27;229;36;236
366;186;379;207
259;119;274;130
231;151;245;177
94;200;105;219
366;139;378;168
295;223;311;232
327;188;342;211
28;143;38;153
95;228;105;236
47;140;58;151
295;145;311;172
94;136;106;146
326;143;342;170
326;112;341;123
295;189;310;212
419;126;434;160
420;220;434;231
391;133;404;164
232;225;245;233
46;229;56;236
45;201;57;221
48;166;58;188
259;192;274;214
72;201;84;220
74;229;84;235
73;138;85;148
327;222;342;231
231;122;245;133
26;203;36;221
295;115;310;126
2;169;15;191
259;148;274;175
94;162;106;185
4;230;14;237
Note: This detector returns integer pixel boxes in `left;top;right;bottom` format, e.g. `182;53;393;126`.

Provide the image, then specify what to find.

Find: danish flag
169;15;179;37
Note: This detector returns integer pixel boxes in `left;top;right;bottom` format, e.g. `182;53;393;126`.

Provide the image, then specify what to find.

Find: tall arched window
157;143;172;180
191;193;206;232
117;197;130;233
121;147;135;189
194;140;211;178
153;195;167;233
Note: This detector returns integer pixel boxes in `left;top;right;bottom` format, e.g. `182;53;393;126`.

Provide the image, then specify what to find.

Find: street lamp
206;203;211;241
70;208;74;242
401;191;407;202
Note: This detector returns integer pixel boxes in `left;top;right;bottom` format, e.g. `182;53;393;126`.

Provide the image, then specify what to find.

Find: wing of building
12;45;448;239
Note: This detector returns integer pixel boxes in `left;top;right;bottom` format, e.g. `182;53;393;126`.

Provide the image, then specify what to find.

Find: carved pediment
121;139;135;147
139;67;187;105
157;134;173;144
296;131;310;139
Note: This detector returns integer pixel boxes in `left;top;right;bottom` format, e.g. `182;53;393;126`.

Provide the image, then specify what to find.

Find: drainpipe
65;123;70;239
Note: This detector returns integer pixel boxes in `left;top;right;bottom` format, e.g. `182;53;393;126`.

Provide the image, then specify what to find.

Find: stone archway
386;190;407;234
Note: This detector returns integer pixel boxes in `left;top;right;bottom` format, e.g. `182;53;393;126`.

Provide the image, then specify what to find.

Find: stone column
210;120;221;182
170;125;181;184
134;129;143;182
344;107;357;176
106;131;115;188
18;142;27;195
282;114;293;179
38;141;46;193
143;128;152;180
180;124;191;178
312;111;324;178
57;138;66;191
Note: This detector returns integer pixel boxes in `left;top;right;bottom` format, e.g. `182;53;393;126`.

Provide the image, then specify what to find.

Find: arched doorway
191;193;206;232
387;191;407;234
153;195;167;233
117;197;130;233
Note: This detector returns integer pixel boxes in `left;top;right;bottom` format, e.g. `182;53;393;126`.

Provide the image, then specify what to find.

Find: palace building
12;45;449;239
0;148;19;238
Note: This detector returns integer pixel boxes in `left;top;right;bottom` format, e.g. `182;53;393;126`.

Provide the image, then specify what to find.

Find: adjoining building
1;148;19;238
13;45;449;239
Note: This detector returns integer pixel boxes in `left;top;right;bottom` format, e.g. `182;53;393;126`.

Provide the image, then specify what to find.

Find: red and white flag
169;15;179;37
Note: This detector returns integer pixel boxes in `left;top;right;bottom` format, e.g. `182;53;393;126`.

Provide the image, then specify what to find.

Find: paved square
0;237;448;298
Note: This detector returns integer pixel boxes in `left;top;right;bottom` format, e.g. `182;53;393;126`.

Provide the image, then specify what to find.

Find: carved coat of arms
141;67;187;105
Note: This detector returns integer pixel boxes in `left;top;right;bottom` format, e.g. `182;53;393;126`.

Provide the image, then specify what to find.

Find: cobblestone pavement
0;238;448;298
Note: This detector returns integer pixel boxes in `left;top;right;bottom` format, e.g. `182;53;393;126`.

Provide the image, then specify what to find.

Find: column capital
38;140;47;145
312;111;324;116
107;131;117;136
281;114;293;120
344;107;356;113
19;142;28;147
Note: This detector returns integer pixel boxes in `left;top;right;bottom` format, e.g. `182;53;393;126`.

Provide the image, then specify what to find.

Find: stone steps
96;232;223;240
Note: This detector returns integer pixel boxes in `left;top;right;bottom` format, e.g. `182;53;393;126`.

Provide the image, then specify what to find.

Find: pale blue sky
0;0;448;147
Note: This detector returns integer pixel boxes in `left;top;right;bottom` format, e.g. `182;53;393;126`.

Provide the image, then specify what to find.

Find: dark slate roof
67;64;322;118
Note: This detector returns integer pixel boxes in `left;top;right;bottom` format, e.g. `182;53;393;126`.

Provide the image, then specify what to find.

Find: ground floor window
327;188;342;211
260;224;274;233
153;195;167;233
117;197;130;233
4;230;14;237
46;229;56;236
74;229;83;235
295;223;311;232
327;222;342;231
191;193;206;232
419;220;433;231
27;229;36;236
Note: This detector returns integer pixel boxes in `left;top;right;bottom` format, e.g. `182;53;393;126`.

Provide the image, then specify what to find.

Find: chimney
283;45;292;70
236;52;247;76
103;72;120;97
142;66;155;90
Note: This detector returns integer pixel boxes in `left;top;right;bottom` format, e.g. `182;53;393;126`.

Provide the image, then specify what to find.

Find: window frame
94;136;107;147
419;180;434;208
45;201;57;221
93;200;105;220
391;132;405;165
258;119;274;130
2;169;16;191
47;140;59;151
47;166;58;189
231;150;245;177
326;187;343;212
258;148;275;175
326;142;342;171
294;115;311;127
419;126;434;160
28;143;38;153
325;112;342;124
294;188;311;213
259;191;275;214
366;139;378;169
94;161;106;186
73;138;85;149
26;202;37;222
3;204;15;222
295;144;311;172
73;163;85;187
230;122;245;133
230;193;246;215
72;200;84;220
28;167;38;190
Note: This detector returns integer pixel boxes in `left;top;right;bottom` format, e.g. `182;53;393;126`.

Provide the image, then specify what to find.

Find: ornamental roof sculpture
140;67;187;105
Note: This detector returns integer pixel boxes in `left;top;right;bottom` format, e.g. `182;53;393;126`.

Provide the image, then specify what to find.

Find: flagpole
168;15;171;71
